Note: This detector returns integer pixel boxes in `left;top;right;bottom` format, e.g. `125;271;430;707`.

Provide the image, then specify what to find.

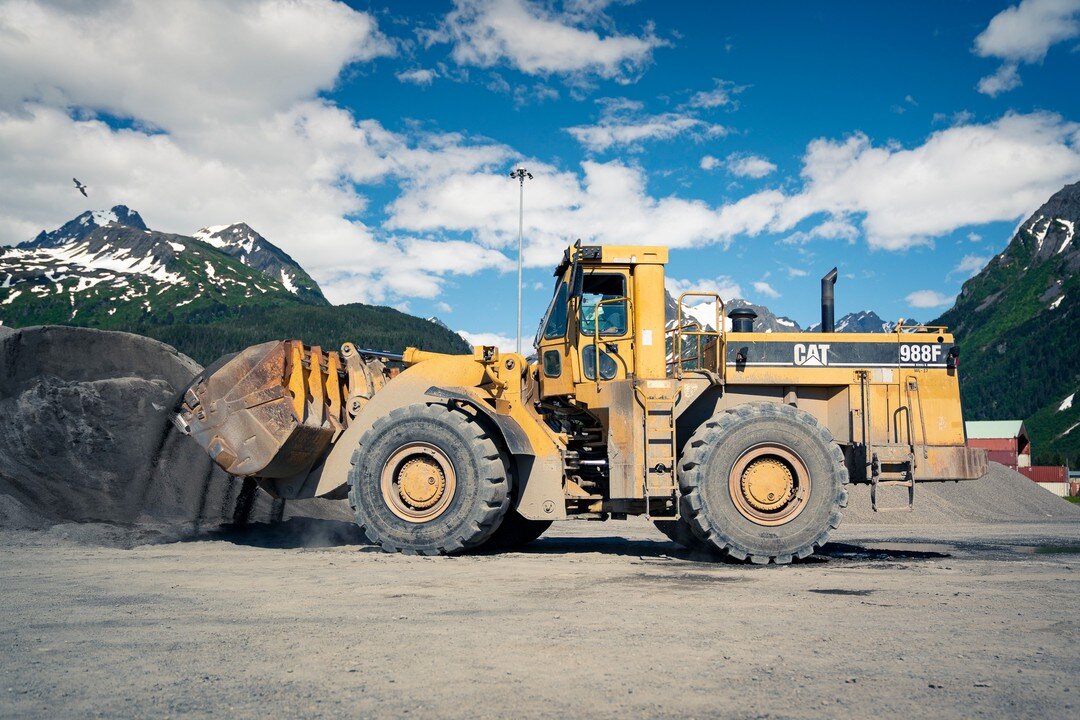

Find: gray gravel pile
844;462;1080;524
0;326;350;545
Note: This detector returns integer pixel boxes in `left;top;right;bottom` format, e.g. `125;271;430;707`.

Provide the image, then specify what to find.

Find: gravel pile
844;462;1080;525
0;326;351;545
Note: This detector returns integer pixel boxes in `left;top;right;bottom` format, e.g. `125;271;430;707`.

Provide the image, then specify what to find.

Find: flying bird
73;178;88;197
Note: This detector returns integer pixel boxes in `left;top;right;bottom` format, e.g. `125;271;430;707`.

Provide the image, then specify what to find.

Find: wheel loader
176;243;987;563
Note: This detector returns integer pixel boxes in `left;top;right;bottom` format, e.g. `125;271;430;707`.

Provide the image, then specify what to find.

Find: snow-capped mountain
805;310;919;333
193;223;325;303
19;205;148;249
1;213;298;325
0;206;469;364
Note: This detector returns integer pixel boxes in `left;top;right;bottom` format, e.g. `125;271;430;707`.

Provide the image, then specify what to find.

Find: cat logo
793;343;831;366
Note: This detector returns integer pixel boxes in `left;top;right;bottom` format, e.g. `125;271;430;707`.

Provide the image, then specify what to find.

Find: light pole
509;165;532;355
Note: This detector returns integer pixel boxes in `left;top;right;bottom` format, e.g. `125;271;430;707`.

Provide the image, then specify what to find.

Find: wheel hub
727;444;810;526
397;457;446;509
740;457;794;511
380;442;457;523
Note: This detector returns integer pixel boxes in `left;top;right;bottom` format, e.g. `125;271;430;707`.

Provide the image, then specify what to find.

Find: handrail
893;321;949;333
591;296;634;392
671;292;725;380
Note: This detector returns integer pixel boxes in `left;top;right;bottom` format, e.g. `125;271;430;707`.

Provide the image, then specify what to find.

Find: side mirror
570;262;584;298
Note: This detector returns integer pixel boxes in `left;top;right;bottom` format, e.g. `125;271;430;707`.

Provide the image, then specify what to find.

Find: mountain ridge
932;180;1079;465
0;207;469;364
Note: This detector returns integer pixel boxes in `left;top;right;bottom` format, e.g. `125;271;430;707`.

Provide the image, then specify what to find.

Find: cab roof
554;243;669;276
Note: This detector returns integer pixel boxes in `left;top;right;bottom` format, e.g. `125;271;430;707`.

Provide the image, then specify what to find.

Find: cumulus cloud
974;0;1080;95
458;329;517;352
699;155;720;170
396;68;437;85
666;275;743;302
687;79;745;109
977;63;1022;96
726;153;777;178
429;0;666;81
950;254;989;279
388;160;786;268
773;112;1080;250
0;0;394;132
906;290;955;308
565;97;727;152
752;280;780;299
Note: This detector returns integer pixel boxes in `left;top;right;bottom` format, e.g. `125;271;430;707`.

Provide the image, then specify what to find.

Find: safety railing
666;292;724;380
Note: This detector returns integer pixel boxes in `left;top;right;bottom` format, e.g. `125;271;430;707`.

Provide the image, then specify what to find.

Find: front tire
348;403;510;555
679;403;848;565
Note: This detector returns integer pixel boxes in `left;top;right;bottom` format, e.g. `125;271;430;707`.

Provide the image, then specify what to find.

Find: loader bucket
176;340;352;479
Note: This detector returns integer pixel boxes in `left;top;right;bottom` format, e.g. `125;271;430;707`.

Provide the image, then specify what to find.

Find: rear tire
348;403;510;555
679;403;848;565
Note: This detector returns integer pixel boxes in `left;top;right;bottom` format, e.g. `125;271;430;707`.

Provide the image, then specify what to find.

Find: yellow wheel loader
176;243;987;563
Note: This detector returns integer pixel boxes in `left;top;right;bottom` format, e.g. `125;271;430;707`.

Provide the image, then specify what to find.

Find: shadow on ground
185;517;371;549
178;520;955;563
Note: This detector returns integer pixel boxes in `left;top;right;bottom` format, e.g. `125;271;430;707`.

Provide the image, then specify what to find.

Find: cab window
579;274;628;336
540;281;569;340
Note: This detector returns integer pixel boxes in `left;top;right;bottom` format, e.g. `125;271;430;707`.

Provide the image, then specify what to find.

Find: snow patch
90;209;119;227
280;269;297;293
1060;393;1075;412
168;241;186;253
1055;219;1074;254
1049;294;1064;310
2;290;22;305
193;225;230;248
204;261;216;279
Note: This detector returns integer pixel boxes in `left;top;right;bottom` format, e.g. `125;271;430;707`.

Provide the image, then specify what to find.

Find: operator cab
534;243;668;399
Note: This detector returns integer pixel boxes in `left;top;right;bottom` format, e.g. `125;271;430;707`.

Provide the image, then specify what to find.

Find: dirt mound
0;326;351;544
844;462;1080;524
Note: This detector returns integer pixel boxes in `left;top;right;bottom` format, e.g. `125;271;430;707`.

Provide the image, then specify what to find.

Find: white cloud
950;254;989;278
967;232;983;242
726;153;777;178
567;113;726;152
387;160;787;268
397;68;437;85
906;290;955;308
458;330;517;352
566;98;727;152
436;301;453;313
752;280;780;299
773;112;1080;250
974;0;1080;96
0;0;394;132
666;276;743;302
687;79;745;109
430;0;666;81
781;218;859;245
699;155;720;171
975;0;1080;63
783;266;809;278
977;63;1022;96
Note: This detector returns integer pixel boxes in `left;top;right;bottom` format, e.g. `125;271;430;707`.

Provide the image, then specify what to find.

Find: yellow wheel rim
380;442;456;523
728;444;810;526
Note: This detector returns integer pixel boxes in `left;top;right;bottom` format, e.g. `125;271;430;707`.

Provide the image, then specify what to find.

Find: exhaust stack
821;268;838;333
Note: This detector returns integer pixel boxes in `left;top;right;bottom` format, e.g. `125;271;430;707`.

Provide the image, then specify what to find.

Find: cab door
575;269;634;385
536;279;576;397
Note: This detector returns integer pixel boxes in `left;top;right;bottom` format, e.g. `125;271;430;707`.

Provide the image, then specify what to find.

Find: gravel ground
1;517;1077;720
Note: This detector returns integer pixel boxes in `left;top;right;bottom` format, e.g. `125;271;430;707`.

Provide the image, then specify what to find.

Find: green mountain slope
932;181;1080;466
0;213;469;365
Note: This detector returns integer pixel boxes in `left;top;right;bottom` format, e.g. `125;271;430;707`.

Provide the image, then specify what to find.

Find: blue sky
2;0;1080;347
